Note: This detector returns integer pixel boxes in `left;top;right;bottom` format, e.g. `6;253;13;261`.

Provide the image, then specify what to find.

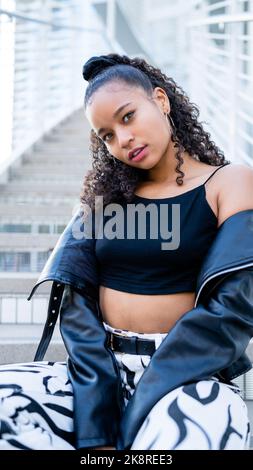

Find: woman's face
85;81;172;169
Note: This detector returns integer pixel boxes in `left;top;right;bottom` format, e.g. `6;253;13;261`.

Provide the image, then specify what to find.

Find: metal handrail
0;8;101;32
186;3;253;165
188;13;253;26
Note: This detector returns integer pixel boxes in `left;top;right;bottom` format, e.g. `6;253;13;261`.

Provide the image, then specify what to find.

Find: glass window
56;224;66;234
37;252;50;271
38;225;50;233
0;252;30;272
0;224;31;233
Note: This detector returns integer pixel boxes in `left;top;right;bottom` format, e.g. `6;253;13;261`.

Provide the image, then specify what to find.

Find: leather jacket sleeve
59;285;124;449
117;268;253;450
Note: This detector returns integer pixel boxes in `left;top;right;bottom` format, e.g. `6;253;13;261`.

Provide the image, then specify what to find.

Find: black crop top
95;164;229;295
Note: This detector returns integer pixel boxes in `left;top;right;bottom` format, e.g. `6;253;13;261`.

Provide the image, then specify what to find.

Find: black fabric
59;286;124;449
96;164;230;295
28;208;253;451
117;267;253;449
27;207;99;302
34;281;65;361
107;332;156;356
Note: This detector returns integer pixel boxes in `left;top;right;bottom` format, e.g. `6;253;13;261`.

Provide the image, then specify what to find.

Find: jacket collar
27;208;99;300
28;208;253;302
195;209;253;306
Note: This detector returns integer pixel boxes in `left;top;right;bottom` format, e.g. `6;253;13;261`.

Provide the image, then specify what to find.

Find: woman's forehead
89;83;146;109
86;85;146;126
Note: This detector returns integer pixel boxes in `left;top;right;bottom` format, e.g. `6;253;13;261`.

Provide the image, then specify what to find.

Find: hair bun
82;55;118;82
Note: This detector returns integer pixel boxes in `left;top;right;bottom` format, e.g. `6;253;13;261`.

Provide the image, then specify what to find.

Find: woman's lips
130;145;148;162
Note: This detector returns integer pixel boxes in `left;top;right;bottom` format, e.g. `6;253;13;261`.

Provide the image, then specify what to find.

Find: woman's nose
117;129;134;148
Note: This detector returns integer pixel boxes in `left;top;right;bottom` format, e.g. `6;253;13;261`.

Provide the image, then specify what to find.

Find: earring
165;112;176;131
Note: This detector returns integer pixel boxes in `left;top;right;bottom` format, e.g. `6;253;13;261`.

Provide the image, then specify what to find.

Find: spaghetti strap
203;162;230;185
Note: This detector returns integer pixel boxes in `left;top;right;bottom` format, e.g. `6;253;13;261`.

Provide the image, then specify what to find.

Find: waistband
103;324;243;392
103;322;168;353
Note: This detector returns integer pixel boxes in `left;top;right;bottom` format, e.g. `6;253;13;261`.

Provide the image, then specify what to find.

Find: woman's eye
102;111;134;142
123;111;134;123
103;133;112;143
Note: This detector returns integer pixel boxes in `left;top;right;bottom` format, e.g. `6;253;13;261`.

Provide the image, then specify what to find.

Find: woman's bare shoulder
216;162;253;227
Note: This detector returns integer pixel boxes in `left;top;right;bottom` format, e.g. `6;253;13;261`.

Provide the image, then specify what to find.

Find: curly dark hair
80;53;229;211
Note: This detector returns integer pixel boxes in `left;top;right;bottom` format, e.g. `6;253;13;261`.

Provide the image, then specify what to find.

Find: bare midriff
99;287;196;333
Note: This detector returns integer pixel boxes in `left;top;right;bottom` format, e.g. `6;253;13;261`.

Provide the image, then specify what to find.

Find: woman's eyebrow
97;101;132;137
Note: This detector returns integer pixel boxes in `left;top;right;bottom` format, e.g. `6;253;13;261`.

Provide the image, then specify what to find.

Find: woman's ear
152;87;170;115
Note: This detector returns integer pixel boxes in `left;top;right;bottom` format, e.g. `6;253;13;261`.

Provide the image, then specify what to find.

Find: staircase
0;109;92;364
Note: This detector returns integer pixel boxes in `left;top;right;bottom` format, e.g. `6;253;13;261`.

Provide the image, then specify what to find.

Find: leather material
34;281;65;361
27;208;99;302
117;267;253;449
59;285;124;449
27;208;253;450
107;332;156;356
195;209;253;306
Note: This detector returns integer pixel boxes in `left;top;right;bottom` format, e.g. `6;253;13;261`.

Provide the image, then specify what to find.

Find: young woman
0;53;253;451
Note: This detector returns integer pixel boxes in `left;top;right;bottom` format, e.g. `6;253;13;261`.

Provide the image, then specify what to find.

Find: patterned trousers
0;323;250;450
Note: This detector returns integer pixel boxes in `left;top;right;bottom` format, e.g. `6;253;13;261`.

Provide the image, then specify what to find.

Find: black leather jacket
27;208;253;449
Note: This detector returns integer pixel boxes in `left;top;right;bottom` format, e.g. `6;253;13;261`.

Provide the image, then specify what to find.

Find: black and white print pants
0;323;250;450
104;322;251;450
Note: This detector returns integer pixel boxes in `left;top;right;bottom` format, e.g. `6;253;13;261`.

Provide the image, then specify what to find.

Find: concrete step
23;155;87;165
49;133;89;141
1;180;80;191
0;342;67;365
0;233;60;249
10;165;87;180
9;176;84;184
0;202;77;219
0;324;67;365
33;144;88;154
21;162;87;170
0;109;92;363
42;136;89;145
0;195;78;205
0;187;80;199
